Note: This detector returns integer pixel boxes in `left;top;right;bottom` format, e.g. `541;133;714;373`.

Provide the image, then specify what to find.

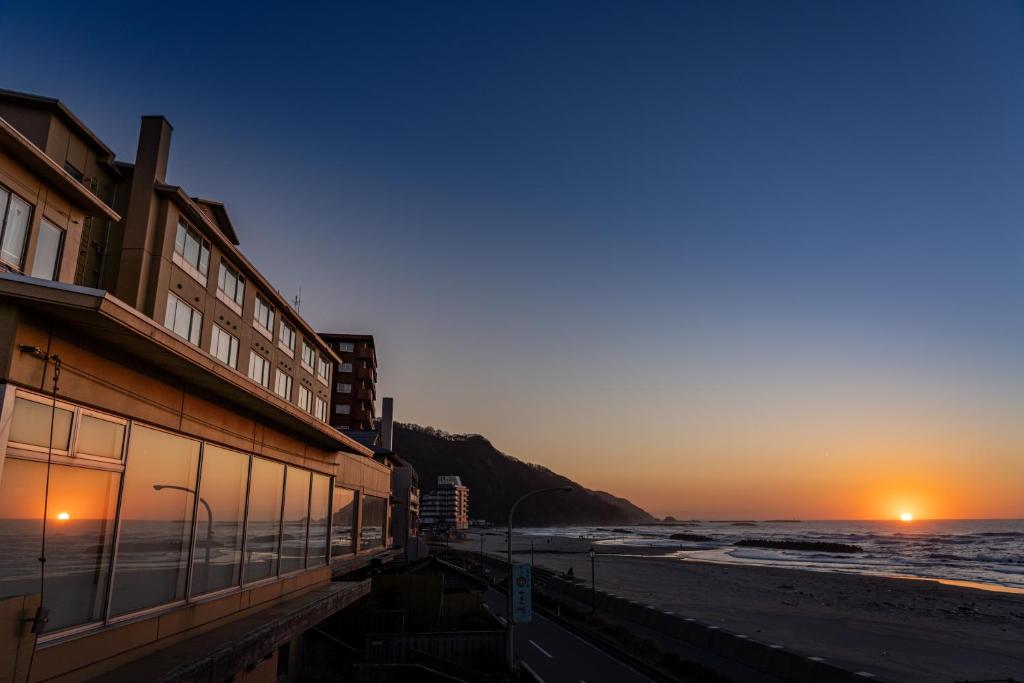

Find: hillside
393;423;654;526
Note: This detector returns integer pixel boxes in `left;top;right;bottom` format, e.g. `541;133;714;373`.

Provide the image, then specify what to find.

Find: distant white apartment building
421;475;470;529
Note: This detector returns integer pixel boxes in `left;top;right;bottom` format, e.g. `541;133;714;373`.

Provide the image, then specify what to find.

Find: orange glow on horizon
56;511;70;521
900;512;913;522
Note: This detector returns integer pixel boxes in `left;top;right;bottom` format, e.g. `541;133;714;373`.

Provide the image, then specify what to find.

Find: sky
3;1;1023;520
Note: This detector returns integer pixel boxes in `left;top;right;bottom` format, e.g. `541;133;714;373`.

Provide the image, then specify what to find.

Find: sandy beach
453;532;1024;682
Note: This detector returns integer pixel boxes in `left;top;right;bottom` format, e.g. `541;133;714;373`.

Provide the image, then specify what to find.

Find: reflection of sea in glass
331;487;356;556
244;458;284;582
280;467;310;574
0;458;119;632
306;474;330;566
110;425;200;616
191;445;249;595
360;495;386;551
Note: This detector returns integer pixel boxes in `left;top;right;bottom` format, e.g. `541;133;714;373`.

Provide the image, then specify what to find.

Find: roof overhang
0;274;372;457
0;117;121;222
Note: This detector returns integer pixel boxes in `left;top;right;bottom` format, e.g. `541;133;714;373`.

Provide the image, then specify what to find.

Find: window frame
278;320;296;357
29;218;65;281
274;369;293;401
300;340;316;373
298;386;313;413
247;350;271;388
215;260;245;314
316;356;331;386
210;323;240;369
253;294;274;340
164;291;203;346
172;219;210;285
0;184;34;272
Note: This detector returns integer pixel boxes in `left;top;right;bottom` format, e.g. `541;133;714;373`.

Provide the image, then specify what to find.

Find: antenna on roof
293;286;302;312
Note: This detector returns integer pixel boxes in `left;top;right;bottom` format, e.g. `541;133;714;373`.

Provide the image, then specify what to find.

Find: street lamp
154;484;213;588
506;486;572;671
589;546;596;613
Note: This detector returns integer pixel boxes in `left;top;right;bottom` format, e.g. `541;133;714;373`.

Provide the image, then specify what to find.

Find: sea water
519;519;1024;592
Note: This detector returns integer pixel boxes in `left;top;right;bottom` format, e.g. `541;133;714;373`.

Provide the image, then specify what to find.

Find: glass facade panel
110;426;200;616
0;459;120;632
76;414;125;460
244;458;284;582
306;474;330;566
9;397;73;451
191;445;249;595
331;487;355;556
280;467;310;573
29;219;64;280
360;495;386;551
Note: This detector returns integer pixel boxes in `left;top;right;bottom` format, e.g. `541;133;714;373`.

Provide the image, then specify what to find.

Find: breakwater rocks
735;539;864;553
669;533;716;542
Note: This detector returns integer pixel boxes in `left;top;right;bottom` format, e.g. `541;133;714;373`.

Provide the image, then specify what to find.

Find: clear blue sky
4;1;1023;517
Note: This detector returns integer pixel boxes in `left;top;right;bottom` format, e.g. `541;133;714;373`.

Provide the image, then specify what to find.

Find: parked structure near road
0;89;394;683
319;332;377;431
421;475;470;530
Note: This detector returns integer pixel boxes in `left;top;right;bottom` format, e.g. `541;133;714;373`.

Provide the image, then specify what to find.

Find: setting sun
899;512;913;522
56;512;70;521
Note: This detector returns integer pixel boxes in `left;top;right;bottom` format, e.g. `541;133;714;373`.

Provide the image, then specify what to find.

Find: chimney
135;116;173;183
381;397;394;451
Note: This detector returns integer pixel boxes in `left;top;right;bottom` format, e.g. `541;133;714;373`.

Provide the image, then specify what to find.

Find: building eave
0;117;121;221
0;273;372;457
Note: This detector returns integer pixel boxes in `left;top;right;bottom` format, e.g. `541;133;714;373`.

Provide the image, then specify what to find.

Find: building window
274;369;292;401
0;458;120;632
248;351;271;388
110;425;201;616
336;383;352;393
253;294;274;339
314;397;328;422
334;404;350;415
279;320;296;356
280;467;311;574
0;184;32;269
298;386;313;413
336;342;354;353
29;219;64;280
75;412;126;461
192;445;249;596
316;356;331;385
216;261;245;312
210;324;239;368
244;458;284;582
301;340;315;372
164;292;202;346
360;495;387;551
173;220;210;284
331;487;356;556
307;474;331;566
338;363;353;373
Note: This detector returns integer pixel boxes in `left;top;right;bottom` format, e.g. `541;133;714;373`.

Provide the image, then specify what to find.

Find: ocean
519;519;1024;592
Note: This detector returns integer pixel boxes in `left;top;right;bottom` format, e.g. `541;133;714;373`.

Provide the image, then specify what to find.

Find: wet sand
453;532;1024;682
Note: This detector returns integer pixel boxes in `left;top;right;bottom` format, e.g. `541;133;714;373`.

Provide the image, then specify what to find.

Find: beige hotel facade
0;89;393;682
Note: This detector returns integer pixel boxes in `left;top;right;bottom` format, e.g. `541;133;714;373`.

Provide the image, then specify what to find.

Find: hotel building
318;333;377;431
420;475;470;530
0;90;393;682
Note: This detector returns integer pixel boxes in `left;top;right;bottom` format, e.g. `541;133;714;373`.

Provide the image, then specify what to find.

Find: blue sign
511;563;532;623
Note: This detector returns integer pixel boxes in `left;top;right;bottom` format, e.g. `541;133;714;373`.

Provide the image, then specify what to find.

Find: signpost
511;563;532;623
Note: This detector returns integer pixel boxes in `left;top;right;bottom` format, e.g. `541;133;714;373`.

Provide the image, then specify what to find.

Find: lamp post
154;484;213;587
589;546;596;613
506;486;572;671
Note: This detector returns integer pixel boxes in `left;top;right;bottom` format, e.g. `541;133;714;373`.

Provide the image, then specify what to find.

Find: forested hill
394;423;654;526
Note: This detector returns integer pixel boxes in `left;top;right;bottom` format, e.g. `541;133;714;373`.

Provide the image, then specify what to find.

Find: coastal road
482;588;655;683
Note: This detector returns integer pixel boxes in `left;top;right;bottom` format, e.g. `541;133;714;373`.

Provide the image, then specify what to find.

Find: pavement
482;588;656;683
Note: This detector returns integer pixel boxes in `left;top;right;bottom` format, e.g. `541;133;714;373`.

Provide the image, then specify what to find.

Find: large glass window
0;187;31;269
216;261;245;309
298;386;313;413
191;445;249;596
316;356;331;384
274;370;292;401
29;219;64;280
164;292;203;346
248;351;271;388
279;320;296;355
110;426;200;616
301;341;316;371
0;459;120;632
173;220;210;281
307;474;330;566
75;413;126;461
9;396;73;452
280;467;310;574
360;495;387;551
314;397;328;423
253;294;274;336
331;488;356;556
210;324;239;368
244;458;284;582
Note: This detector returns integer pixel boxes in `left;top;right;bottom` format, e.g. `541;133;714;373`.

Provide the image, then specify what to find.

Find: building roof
319;333;375;344
0;116;121;221
192;197;241;246
0;88;120;173
0;273;372;457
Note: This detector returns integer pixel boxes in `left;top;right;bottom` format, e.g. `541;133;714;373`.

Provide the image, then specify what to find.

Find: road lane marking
529;639;554;658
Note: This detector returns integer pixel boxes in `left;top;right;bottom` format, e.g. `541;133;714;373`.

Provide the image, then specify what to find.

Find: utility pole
530;540;535;567
589;546;596;614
